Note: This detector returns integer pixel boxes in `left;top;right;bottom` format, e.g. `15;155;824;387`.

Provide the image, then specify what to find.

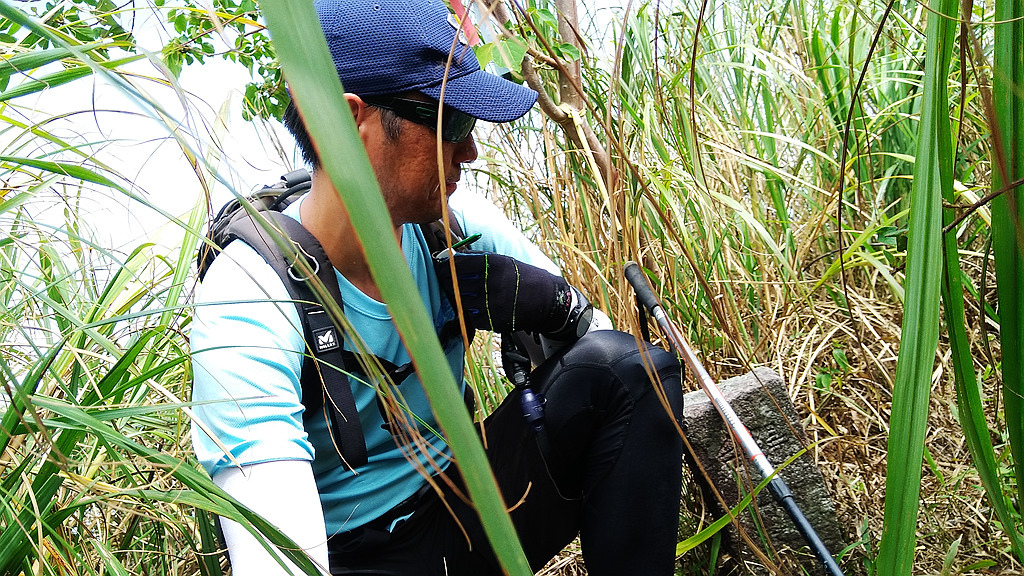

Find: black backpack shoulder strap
225;212;368;470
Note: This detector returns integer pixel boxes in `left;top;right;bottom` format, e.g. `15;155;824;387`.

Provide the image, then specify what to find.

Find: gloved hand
434;251;591;337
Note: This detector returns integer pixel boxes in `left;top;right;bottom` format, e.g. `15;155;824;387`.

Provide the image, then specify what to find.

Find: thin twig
942;176;1024;234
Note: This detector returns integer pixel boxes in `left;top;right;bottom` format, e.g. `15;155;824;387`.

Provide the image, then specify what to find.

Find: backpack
196;169;470;470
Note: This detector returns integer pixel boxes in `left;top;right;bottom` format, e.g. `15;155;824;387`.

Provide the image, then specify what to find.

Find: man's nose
453;133;478;164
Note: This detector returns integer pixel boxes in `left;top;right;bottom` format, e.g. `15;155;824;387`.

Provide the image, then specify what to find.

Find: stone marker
682;367;845;575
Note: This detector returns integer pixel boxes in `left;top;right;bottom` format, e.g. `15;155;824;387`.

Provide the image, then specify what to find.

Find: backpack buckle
287;241;321;282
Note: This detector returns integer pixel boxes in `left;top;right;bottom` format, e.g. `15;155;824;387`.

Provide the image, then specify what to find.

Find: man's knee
546;330;683;415
569;330;677;368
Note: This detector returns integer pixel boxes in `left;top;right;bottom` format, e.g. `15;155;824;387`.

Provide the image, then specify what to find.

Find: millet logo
313;327;339;353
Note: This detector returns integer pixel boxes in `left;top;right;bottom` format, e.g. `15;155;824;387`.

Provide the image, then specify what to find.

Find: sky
6;1;628;259
7;5;298;257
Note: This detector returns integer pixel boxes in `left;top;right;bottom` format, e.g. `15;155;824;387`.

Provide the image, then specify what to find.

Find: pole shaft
651;307;775;479
625;262;845;576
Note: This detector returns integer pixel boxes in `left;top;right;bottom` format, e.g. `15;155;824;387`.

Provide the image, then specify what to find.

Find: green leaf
874;226;902;247
0;65;92;102
0;42;104;79
89;540;131;576
815;371;832;391
676;450;804;555
941;61;1024;566
832;347;849;372
0;156;127;192
30;396;323;574
876;0;958;574
991;0;1024;557
494;36;527;71
0;53;143;103
531;7;558;34
556;42;581;62
474;42;496;69
0;342;63;456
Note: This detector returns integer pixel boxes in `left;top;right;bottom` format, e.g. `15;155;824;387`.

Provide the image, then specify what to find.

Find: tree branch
483;0;613;188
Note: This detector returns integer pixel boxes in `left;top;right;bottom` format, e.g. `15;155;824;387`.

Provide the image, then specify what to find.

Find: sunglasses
362;96;477;143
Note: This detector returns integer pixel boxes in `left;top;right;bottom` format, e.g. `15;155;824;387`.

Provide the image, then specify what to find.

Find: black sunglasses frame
362;96;477;143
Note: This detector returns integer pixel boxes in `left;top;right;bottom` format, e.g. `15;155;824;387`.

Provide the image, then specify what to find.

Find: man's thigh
331;330;677;575
329;388;581;576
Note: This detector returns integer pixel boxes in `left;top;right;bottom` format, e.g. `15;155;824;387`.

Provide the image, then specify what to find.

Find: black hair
283;100;317;168
283;98;403;170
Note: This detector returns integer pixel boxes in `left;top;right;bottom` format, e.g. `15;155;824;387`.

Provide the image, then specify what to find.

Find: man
190;0;684;574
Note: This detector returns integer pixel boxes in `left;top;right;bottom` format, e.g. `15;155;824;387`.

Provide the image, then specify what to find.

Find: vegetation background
1;0;1022;575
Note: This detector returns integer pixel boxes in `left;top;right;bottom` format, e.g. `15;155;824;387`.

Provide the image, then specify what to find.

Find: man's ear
345;93;369;126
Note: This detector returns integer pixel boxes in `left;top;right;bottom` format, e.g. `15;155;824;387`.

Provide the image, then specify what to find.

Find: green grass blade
876;0;958;574
30;396;322;574
0;46;85;78
942;220;1024;559
195;508;224;576
992;0;1024;517
88;540;130;576
675;447;808;556
0;54;145;103
0;335;155;571
0;66;94;102
0;342;63;455
0;156;127;192
938;0;1024;555
941;110;1024;562
257;2;533;575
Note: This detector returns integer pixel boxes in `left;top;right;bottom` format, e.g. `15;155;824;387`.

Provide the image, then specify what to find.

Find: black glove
434;251;590;336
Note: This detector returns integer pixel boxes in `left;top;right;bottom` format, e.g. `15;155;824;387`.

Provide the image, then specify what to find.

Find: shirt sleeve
190;240;315;478
213;460;329;575
448;190;560;275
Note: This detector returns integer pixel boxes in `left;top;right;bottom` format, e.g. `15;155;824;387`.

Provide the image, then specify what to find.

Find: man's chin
405;208;445;226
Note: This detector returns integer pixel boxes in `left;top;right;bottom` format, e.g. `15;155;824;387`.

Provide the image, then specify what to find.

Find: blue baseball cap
316;0;538;123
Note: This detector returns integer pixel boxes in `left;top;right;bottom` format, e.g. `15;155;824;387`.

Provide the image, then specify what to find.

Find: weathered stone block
682;367;845;575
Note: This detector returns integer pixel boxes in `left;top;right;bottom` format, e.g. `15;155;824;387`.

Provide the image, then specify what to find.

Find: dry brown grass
466;3;1014;569
469;172;1011;575
527;266;1011;576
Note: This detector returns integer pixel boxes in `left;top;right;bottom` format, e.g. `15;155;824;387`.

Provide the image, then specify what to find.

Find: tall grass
1;0;1022;574
484;0;1020;573
876;0;957;573
0;3;323;574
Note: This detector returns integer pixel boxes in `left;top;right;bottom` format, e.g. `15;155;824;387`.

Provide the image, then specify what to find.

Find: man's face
359;95;479;225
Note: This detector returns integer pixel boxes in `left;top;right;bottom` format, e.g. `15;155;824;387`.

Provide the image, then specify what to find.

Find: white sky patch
4;0;639;259
4;5;298;257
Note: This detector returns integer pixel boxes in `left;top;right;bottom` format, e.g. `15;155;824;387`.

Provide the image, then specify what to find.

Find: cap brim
420;70;538;123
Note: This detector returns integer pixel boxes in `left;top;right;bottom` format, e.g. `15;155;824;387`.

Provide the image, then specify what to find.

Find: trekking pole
624;262;845;576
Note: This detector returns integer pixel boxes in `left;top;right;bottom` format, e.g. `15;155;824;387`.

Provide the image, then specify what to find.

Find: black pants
329;330;684;576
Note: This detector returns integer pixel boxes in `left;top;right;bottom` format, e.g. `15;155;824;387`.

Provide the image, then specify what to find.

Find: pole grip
624;261;661;313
